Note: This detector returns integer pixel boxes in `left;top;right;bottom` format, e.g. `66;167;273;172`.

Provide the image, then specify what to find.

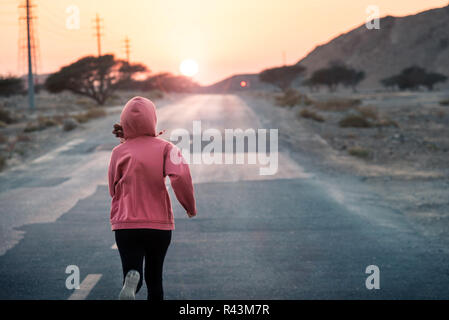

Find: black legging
114;228;172;300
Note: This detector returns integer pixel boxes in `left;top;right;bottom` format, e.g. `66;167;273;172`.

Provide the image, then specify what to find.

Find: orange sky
0;0;448;85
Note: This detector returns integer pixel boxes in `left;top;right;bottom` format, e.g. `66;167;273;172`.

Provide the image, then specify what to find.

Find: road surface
0;94;448;299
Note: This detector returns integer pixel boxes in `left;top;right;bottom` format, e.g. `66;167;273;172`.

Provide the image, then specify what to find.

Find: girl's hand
112;123;124;142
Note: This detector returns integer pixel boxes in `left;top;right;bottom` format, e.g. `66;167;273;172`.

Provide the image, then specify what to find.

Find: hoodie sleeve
108;150;117;198
164;143;197;216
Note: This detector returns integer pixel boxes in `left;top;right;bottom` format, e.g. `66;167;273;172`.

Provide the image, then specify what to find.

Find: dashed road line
33;138;85;164
67;274;102;300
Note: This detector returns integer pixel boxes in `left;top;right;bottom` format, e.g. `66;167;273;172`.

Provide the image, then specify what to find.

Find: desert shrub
51;115;65;125
75;97;96;108
0;155;6;171
23;122;42;132
85;108;107;119
299;109;325;122
375;118;399;128
37;116;58;128
275;89;312;107
0;76;24;96
312;98;361;112
16;134;31;142
348;147;371;159
0;133;7;143
148;89;164;100
339;114;373;128
426;143;439;152
0;108;15;124
24;116;59;132
63;118;78;131
440;99;449;106
73;113;88;123
357;106;378;120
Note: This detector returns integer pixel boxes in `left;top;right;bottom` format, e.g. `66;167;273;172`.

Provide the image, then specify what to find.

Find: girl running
108;96;197;300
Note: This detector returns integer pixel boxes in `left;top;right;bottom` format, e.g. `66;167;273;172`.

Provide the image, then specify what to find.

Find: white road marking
33;138;85;164
67;274;102;300
111;243;117;249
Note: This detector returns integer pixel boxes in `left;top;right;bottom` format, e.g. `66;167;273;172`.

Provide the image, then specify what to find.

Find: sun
179;59;199;77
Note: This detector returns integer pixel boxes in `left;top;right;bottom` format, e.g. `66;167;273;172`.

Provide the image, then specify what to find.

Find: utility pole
93;13;103;56
19;0;36;110
123;36;131;63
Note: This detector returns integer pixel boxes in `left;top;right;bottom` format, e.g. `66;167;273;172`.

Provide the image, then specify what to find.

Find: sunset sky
0;0;448;85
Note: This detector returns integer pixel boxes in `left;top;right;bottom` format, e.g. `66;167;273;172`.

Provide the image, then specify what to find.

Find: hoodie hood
120;96;158;139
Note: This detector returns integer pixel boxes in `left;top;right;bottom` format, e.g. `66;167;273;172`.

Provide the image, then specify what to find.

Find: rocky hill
296;4;449;89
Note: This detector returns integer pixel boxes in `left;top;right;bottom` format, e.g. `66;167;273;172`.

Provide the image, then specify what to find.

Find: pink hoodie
108;96;196;231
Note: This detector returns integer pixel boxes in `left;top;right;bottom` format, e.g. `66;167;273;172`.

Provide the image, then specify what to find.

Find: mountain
296;4;449;89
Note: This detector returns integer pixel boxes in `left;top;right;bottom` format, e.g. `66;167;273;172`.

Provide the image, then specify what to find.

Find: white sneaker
119;270;140;300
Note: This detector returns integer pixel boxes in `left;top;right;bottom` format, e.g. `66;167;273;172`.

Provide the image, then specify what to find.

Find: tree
142;73;199;92
0;76;24;96
259;65;306;91
45;55;147;105
115;61;149;90
423;72;447;91
380;66;447;91
306;62;365;92
342;70;365;92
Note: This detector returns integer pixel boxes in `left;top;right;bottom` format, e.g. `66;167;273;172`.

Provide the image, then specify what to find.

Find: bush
24;116;59;132
357;106;378;120
63;118;78;131
312;98;361;112
339;114;373;128
0;133;7;143
37;116;58;128
72;108;107;124
275;89;312;107
0;108;15;124
148;89;164;100
16;134;31;142
23;122;42;132
348;147;371;159
0;76;24;96
0;155;6;171
85;108;107;119
375;118;399;128
299;109;325;122
73;113;88;123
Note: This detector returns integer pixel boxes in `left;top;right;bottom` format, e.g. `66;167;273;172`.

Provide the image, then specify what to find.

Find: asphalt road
0;94;448;299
